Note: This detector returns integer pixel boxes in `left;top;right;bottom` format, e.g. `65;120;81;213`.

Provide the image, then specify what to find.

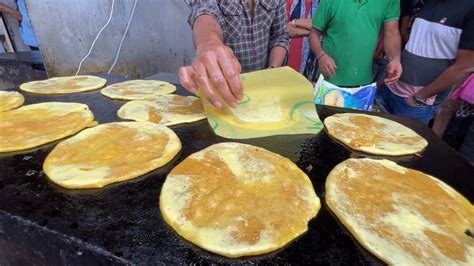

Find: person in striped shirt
377;0;474;125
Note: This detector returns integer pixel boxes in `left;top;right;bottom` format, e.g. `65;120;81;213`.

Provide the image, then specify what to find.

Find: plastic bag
313;75;376;111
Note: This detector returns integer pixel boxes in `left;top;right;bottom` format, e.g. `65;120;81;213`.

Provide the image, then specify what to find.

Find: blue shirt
17;0;38;47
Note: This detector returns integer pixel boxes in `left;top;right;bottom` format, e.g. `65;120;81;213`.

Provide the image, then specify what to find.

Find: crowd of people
180;0;474;164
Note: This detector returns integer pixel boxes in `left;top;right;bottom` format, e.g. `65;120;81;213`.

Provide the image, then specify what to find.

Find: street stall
1;71;473;265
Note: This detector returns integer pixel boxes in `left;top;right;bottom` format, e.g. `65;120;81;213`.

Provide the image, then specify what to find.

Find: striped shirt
388;0;474;105
186;0;290;72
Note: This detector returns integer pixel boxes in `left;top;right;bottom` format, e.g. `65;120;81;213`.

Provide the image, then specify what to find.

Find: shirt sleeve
312;0;331;32
459;7;474;49
268;2;290;51
186;0;224;29
384;0;400;23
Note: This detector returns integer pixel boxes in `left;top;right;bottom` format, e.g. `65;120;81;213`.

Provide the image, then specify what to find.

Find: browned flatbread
160;142;320;258
0;102;94;152
324;113;428;156
326;158;474;265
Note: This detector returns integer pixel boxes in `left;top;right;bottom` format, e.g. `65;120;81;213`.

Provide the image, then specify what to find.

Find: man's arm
383;21;402;84
0;4;22;21
288;22;310;38
309;28;336;77
268;46;287;68
267;2;289;68
413;49;474;100
295;18;313;30
179;3;243;109
288;18;312;38
309;0;336;78
400;16;411;45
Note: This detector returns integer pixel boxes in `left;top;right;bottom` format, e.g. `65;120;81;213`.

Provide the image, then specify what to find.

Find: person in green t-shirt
309;0;402;87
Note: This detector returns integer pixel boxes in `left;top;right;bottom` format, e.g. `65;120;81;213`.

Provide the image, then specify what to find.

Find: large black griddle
1;74;472;265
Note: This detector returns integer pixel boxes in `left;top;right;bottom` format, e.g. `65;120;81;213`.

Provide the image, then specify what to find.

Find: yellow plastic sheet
202;67;323;139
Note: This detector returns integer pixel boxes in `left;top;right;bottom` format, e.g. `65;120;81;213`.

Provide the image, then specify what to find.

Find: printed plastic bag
313;75;376;111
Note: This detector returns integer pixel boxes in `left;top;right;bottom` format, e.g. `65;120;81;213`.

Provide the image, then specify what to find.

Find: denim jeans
376;85;441;125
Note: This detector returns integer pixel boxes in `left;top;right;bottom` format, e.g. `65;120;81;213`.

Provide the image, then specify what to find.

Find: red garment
286;0;313;72
374;29;384;60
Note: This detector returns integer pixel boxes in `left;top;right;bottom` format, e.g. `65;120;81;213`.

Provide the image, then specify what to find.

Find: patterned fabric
186;0;290;72
456;101;474;118
287;0;319;80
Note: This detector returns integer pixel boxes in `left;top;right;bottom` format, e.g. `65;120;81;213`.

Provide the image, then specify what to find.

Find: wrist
414;91;427;101
196;36;222;54
412;94;427;106
389;57;401;64
317;52;327;60
291;19;297;27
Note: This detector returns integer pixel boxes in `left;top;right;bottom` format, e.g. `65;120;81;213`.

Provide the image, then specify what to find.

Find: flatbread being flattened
324;113;428;156
160;142;320;258
44;122;181;189
326;158;474;265
20;75;106;94
117;95;205;126
101;80;176;100
0;102;94;152
0;91;24;111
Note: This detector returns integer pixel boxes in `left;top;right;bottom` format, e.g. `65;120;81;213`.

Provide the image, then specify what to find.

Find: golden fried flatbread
117;95;205;126
0;102;94;152
326;158;474;265
20;75;106;94
101;80;176;100
324;113;428;156
44;122;181;189
0;91;24;111
160;142;320;258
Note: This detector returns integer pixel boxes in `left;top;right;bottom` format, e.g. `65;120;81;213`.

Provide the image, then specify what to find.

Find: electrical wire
107;0;138;74
75;0;116;76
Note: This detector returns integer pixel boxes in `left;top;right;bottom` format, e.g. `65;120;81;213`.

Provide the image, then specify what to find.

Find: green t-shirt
312;0;400;86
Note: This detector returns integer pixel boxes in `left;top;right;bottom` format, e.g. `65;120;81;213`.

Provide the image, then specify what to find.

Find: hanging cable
75;0;116;76
107;0;138;74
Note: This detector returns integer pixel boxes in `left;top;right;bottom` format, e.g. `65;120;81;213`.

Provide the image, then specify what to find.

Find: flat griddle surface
1;75;472;265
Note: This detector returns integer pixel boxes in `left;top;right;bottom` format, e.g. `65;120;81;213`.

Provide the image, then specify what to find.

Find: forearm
288;24;310;38
295;18;313;31
192;15;224;53
400;17;410;45
384;24;401;62
0;4;22;21
268;46;287;67
309;28;325;57
416;65;471;99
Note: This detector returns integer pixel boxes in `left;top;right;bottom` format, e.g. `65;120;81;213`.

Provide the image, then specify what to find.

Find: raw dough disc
0;102;94;152
20;75;106;94
326;158;474;265
117;95;205;126
44;122;181;189
101;80;176;100
160;142;320;258
0;91;24;111
324;113;428;156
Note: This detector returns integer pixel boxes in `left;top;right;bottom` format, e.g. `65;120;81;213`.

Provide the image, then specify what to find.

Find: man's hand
384;60;402;84
318;54;337;78
179;14;243;109
179;39;243;108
